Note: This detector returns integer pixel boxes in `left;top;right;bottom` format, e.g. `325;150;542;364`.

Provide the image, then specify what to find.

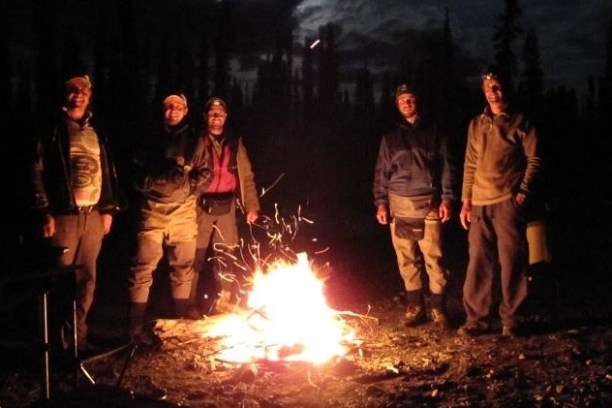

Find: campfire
203;253;358;365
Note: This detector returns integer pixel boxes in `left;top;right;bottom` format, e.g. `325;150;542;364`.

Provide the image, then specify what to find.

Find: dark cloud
295;0;611;94
3;0;608;96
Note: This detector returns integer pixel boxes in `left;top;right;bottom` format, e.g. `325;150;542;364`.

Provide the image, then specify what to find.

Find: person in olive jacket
127;92;211;344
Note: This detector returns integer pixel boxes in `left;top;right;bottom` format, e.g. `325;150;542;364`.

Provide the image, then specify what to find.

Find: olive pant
128;196;197;305
389;209;448;297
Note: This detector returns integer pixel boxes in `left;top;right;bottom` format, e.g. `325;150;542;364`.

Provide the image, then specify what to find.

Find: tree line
1;0;611;261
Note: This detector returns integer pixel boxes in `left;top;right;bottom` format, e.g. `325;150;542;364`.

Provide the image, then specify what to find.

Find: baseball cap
204;97;227;112
395;83;416;99
65;75;92;91
163;93;188;108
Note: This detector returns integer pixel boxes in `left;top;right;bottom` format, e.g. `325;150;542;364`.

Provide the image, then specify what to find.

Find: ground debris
3;291;612;408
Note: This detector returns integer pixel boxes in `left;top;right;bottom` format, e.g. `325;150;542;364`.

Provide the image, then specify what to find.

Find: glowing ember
205;253;356;364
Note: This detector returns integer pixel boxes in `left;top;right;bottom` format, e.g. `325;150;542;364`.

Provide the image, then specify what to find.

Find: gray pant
463;198;528;327
51;212;104;343
191;201;239;304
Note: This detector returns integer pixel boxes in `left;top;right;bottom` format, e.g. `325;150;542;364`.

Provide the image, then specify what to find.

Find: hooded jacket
373;118;456;207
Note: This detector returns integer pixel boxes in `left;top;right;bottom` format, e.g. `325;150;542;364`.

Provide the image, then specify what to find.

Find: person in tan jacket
458;69;541;338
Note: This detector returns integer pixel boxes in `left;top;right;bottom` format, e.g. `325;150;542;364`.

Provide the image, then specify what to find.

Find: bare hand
515;192;526;207
459;200;471;230
42;214;56;238
376;205;389;225
102;214;113;235
246;210;259;224
438;199;452;223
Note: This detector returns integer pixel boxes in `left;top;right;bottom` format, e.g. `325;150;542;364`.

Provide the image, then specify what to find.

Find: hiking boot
185;305;204;320
430;308;448;328
129;323;159;347
77;339;103;359
213;290;235;314
77;339;100;353
457;322;489;337
404;305;426;327
501;325;518;338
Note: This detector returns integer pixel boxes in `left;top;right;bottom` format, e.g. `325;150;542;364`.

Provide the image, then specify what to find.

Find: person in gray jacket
373;83;457;328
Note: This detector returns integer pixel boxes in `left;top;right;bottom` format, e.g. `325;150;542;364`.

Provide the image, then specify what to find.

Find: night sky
3;0;610;99
295;0;611;95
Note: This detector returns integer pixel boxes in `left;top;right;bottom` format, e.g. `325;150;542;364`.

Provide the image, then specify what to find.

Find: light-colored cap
163;94;188;108
65;75;92;90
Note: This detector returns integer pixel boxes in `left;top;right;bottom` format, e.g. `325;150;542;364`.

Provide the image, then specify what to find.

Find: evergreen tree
33;0;61;116
599;20;612;114
196;29;210;108
212;0;233;99
316;24;340;107
378;71;396;126
354;64;375;117
176;37;196;102
0;9;11;122
492;0;523;93
519;28;544;119
302;37;315;109
439;7;456;130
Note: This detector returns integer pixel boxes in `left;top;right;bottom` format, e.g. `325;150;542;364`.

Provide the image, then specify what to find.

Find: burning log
152;253;365;367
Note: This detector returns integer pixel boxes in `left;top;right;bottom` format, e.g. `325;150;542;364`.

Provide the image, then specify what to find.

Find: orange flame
206;253;356;364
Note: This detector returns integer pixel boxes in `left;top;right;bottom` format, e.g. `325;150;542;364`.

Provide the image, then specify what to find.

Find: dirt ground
2;212;612;408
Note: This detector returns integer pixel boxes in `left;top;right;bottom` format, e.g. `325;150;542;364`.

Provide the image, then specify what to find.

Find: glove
169;165;186;184
189;167;212;188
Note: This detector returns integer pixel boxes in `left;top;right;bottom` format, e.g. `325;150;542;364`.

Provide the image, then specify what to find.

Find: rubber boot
430;293;446;310
404;289;426;326
189;248;208;305
214;289;234;314
128;302;147;342
173;298;190;319
429;293;448;327
405;289;424;307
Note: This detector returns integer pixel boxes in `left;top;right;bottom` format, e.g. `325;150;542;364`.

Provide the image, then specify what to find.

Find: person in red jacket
188;97;260;317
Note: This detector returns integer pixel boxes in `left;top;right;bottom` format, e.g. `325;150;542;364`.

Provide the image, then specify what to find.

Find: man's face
396;93;418;120
163;102;187;127
65;85;91;111
483;78;504;105
206;105;227;135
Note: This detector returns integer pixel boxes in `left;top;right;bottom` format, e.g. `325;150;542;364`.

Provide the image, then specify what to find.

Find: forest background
1;0;611;289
